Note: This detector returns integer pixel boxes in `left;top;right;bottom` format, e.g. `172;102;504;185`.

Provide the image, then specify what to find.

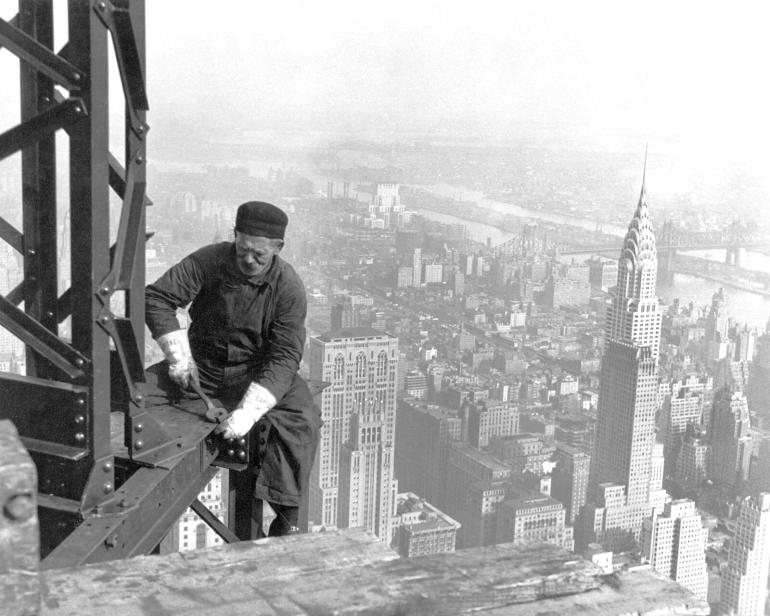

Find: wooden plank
39;529;710;615
0;420;40;616
481;568;711;615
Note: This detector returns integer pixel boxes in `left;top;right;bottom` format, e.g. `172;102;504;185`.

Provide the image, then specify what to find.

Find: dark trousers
143;362;321;535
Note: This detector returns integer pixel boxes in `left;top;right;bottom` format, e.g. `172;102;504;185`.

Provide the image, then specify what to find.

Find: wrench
189;379;230;423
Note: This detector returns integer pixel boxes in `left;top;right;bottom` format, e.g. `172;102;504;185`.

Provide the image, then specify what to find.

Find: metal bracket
92;0;148;135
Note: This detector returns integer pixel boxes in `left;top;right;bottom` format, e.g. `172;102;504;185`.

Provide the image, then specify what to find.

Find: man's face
234;231;282;276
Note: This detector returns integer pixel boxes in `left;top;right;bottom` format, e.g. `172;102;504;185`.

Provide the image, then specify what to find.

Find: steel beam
0;294;88;379
0;216;23;253
0;97;86;162
190;498;239;544
0;15;84;89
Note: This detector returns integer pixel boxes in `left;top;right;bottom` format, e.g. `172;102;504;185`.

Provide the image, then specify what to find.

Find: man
145;201;320;537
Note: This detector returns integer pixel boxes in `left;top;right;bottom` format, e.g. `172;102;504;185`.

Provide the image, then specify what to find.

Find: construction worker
145;201;320;536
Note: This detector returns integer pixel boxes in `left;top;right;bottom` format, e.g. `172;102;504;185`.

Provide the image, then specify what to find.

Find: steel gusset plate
0;16;85;89
93;0;148;134
0;294;88;379
0;372;90;449
0;97;86;162
100;162;146;294
41;435;220;568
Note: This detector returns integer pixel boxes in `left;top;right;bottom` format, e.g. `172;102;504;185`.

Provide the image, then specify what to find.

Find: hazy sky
1;1;769;188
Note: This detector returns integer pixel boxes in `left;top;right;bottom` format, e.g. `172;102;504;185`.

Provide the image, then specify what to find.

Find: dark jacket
145;241;308;405
145;242;319;507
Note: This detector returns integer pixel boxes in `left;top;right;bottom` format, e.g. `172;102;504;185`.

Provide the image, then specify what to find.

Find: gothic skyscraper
578;161;667;551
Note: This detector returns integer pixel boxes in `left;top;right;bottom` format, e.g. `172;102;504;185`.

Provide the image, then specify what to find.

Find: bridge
494;220;769;283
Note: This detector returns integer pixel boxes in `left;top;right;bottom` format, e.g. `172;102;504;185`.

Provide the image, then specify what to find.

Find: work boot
268;503;300;537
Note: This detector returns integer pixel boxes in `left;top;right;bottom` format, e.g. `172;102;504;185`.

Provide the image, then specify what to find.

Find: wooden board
35;529;709;616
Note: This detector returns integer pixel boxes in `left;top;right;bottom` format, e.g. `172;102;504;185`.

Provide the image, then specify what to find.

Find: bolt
75;432;85;442
135;440;143;450
3;494;34;522
102;461;112;472
119;499;127;508
103;482;113;493
74;415;85;424
134;423;143;433
104;536;117;548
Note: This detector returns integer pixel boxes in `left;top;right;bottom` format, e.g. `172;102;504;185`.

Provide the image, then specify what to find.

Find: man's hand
157;329;198;389
217;383;276;440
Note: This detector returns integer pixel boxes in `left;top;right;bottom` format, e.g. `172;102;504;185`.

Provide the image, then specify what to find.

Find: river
414;207;769;329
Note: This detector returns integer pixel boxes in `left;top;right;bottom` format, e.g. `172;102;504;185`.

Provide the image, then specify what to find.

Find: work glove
217;383;276;440
156;329;198;389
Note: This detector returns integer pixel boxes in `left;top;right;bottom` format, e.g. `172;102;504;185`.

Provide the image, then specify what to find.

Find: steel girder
0;0;237;565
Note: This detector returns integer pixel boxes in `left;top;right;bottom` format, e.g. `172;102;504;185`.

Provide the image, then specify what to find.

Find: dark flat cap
235;201;288;239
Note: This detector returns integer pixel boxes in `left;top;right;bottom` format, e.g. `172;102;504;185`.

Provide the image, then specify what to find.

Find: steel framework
0;0;252;567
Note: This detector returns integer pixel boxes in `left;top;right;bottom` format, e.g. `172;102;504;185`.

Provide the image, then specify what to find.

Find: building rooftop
318;326;393;341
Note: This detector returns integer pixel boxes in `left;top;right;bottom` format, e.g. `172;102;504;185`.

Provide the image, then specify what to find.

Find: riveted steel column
66;0;114;510
19;0;58;379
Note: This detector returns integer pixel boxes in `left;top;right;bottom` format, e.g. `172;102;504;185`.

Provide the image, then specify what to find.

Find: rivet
135;394;143;402
97;1;106;10
41;96;50;104
74;432;85;442
72;73;81;82
99;315;109;324
237;450;246;459
102;462;112;472
74;415;85;424
74;106;82;114
227;449;235;457
3;494;34;522
238;439;246;446
135;440;144;450
45;310;54;318
119;499;127;508
103;482;113;493
75;359;84;367
104;536;117;548
76;398;85;405
134;423;143;433
27;248;36;256
137;125;144;134
135;156;144;164
100;286;110;295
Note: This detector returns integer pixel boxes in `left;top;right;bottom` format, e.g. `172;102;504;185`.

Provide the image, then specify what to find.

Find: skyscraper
307;327;399;541
720;493;770;616
579;166;667;551
642;499;708;601
708;387;752;492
